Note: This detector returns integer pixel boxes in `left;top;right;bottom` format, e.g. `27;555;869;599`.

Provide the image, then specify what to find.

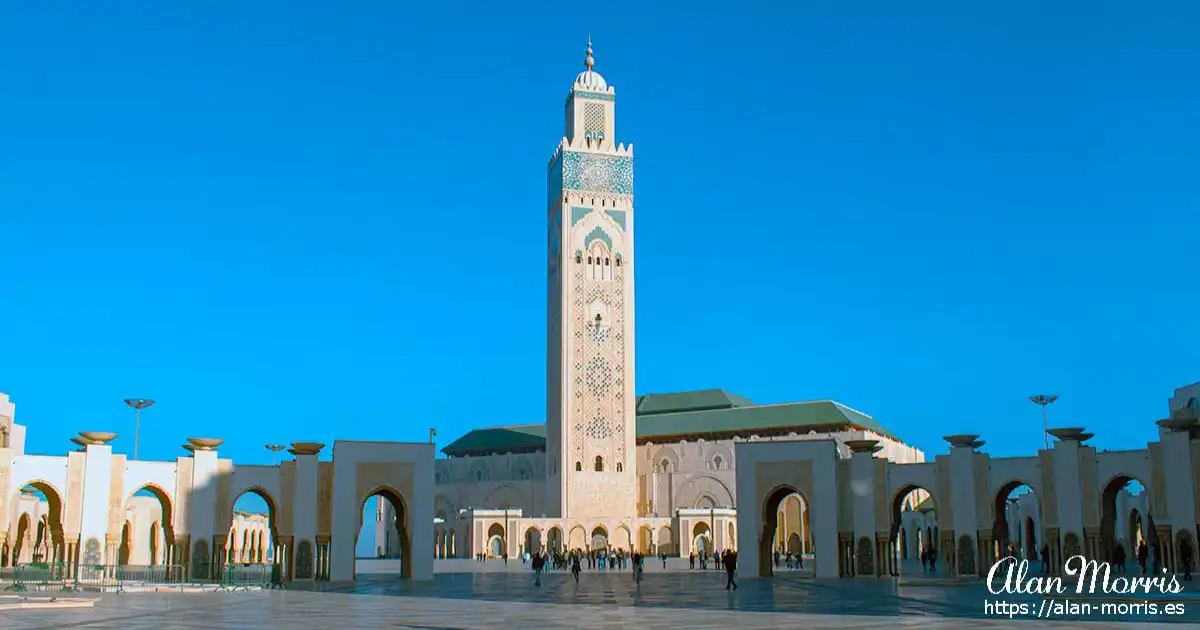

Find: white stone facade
735;405;1200;580
0;397;435;582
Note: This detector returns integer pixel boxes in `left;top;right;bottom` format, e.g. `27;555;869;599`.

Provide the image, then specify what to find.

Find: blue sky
2;1;1197;481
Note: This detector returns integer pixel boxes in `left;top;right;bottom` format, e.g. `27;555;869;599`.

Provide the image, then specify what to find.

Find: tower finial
585;35;594;70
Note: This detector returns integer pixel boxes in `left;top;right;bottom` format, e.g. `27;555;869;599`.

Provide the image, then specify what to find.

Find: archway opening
992;481;1040;567
890;484;938;577
692;521;712;555
485;523;505;557
524;527;542;556
228;489;275;564
637;525;652;554
355;487;410;578
1100;476;1148;566
548;527;564;554
657;526;674;556
123;485;174;569
761;486;811;577
7;483;65;569
590;526;608;551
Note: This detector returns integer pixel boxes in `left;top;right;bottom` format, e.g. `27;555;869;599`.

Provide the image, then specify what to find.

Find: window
475;470;484;482
616;462;623;472
594;456;604;472
575;461;582;472
575;252;582;264
660;459;671;473
713;455;723;470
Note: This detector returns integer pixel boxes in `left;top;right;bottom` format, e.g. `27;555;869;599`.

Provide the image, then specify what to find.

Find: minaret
546;39;636;520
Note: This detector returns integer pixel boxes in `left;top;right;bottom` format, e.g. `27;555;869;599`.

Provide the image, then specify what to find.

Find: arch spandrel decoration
354;462;415;516
752;461;816;514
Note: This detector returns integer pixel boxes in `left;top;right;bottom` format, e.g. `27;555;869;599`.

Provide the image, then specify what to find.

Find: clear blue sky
2;2;1197;472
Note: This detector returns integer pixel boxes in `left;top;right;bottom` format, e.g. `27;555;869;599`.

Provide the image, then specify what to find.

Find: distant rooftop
440;389;896;457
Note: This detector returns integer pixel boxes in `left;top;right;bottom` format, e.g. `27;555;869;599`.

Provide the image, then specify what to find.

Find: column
846;440;881;577
944;435;983;576
80;441;116;565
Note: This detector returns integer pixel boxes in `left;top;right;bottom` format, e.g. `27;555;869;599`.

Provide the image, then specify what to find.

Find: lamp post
265;444;285;465
124;398;155;460
1029;395;1058;450
429;427;436;445
503;508;509;560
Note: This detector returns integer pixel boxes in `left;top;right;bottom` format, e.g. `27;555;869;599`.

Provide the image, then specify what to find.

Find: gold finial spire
585;35;595;70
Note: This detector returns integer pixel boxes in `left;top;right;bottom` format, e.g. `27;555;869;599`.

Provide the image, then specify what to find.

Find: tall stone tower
546;40;637;520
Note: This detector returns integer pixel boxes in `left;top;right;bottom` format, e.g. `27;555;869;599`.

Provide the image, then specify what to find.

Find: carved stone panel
957;534;976;575
855;536;874;575
295;539;314;579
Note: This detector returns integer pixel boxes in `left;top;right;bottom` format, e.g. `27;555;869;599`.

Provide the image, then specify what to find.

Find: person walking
532;552;545;587
571;553;582;583
723;550;738;590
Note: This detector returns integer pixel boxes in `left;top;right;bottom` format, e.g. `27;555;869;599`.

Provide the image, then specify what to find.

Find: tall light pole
1029;395;1058;451
124;398;155;460
265;444;285;465
429;427;436;445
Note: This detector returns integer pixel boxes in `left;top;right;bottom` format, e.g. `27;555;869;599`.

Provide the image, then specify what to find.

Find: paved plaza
1;571;1196;629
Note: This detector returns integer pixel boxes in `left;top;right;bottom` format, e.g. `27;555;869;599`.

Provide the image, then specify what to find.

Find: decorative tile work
569;252;626;468
605;210;626;231
571;89;616;102
562;151;633;196
584;102;606;143
584;226;612;250
570;206;592;226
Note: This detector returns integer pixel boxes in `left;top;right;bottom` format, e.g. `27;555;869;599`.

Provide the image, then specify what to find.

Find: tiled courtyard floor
0;572;1196;628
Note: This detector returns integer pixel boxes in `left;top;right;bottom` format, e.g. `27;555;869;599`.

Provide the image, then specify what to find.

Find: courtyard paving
0;571;1195;628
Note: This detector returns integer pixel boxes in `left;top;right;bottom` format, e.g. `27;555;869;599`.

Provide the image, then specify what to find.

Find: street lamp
124;398;156;460
265;444;286;465
1029;395;1058;450
429;427;436;445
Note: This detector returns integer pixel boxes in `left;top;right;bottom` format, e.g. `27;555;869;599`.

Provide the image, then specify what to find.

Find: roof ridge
641;399;832;418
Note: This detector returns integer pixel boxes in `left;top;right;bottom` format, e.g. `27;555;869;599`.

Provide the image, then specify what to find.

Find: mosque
1;44;1198;585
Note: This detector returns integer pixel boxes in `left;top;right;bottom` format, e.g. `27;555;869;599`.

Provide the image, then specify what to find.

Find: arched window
616;462;623;472
575;461;582;472
1188;397;1198;410
575;252;582;264
475;470;484;482
661;459;671;473
594;456;604;472
713;455;723;470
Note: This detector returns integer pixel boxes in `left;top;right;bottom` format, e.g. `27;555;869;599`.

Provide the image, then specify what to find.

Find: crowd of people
520;547;741;589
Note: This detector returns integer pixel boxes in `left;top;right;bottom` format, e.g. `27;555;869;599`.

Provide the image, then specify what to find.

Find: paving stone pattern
0;572;1195;629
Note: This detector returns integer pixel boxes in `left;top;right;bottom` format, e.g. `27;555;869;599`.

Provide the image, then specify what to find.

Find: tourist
928;548;937;574
722;549;738;590
632;551;643;584
571;554;582;582
660;552;667;569
920;548;928;572
796;550;803;570
1113;544;1127;573
1137;541;1149;575
532;551;545;586
773;550;780;568
689;551;695;569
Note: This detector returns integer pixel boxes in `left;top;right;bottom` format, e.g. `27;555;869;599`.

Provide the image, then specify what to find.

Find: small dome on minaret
574;36;608;91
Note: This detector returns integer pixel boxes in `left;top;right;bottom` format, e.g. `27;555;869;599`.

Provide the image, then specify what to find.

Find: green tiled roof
440;424;547;456
636;389;755;415
636;400;895;441
441;389;896;456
